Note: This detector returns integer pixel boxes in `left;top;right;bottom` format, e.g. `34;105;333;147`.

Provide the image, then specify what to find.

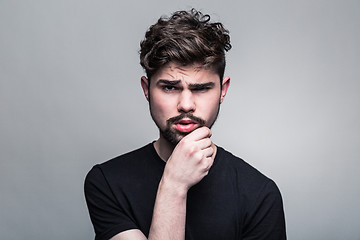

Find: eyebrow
188;82;215;89
157;79;181;86
157;79;215;88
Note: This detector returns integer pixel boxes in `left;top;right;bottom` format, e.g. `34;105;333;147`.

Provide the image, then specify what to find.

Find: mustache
167;113;206;126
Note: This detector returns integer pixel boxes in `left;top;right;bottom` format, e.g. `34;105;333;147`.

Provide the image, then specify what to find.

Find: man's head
140;9;231;146
139;8;231;82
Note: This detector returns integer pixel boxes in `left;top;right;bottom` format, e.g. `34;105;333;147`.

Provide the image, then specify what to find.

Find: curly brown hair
140;9;231;81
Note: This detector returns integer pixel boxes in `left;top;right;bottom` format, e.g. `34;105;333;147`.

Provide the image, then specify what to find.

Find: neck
153;134;176;162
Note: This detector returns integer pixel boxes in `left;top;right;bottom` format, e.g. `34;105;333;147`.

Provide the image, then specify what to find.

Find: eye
192;86;211;92
162;85;178;92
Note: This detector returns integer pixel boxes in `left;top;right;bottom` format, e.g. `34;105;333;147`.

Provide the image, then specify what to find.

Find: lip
174;119;198;133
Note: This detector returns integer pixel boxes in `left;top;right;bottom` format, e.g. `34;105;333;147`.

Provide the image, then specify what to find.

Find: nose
177;90;195;113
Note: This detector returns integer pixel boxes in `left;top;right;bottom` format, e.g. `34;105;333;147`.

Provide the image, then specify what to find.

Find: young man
85;9;286;240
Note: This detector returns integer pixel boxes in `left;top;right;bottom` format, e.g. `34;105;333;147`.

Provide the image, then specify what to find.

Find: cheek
196;96;220;123
150;93;176;119
197;94;220;111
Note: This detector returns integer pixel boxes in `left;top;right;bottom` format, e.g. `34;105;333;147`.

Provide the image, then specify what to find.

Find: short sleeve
84;165;138;240
243;180;287;240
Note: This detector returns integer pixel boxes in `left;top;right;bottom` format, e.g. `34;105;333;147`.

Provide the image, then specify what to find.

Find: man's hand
162;126;215;192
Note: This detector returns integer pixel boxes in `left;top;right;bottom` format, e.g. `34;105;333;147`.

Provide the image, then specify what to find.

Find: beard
161;113;205;145
150;104;221;146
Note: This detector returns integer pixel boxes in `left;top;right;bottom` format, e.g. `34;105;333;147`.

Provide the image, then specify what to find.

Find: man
84;9;286;240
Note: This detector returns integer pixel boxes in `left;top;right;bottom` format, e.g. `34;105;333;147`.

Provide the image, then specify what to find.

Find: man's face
141;62;230;146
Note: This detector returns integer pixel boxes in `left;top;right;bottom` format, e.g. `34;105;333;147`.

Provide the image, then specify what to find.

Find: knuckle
209;147;214;155
193;151;204;161
204;162;211;170
202;127;209;135
188;145;198;155
204;127;211;136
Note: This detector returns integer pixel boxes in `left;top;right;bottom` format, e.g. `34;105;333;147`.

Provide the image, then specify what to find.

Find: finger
203;156;214;171
202;146;215;158
184;126;211;142
197;138;212;150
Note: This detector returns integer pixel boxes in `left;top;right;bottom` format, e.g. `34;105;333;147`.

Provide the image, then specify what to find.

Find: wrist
158;178;188;200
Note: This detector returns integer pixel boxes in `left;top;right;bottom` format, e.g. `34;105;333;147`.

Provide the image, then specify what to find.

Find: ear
220;76;230;104
141;76;150;101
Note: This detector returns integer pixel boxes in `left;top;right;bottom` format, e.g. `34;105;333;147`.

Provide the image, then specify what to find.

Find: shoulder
103;143;154;167
216;147;285;226
85;143;158;186
101;143;156;172
216;146;269;182
215;146;282;196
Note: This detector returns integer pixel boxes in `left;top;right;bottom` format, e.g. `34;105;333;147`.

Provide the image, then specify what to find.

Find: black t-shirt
84;143;286;240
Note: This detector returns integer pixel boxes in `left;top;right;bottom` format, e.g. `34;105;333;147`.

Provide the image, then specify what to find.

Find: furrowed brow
157;79;181;86
188;82;215;89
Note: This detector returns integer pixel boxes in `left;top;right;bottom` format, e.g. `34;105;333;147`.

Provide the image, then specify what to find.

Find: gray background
1;0;359;239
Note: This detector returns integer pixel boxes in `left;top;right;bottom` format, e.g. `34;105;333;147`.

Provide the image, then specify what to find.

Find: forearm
148;178;188;240
147;127;214;240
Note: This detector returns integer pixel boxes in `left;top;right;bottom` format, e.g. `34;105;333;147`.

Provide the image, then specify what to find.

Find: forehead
152;62;220;83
